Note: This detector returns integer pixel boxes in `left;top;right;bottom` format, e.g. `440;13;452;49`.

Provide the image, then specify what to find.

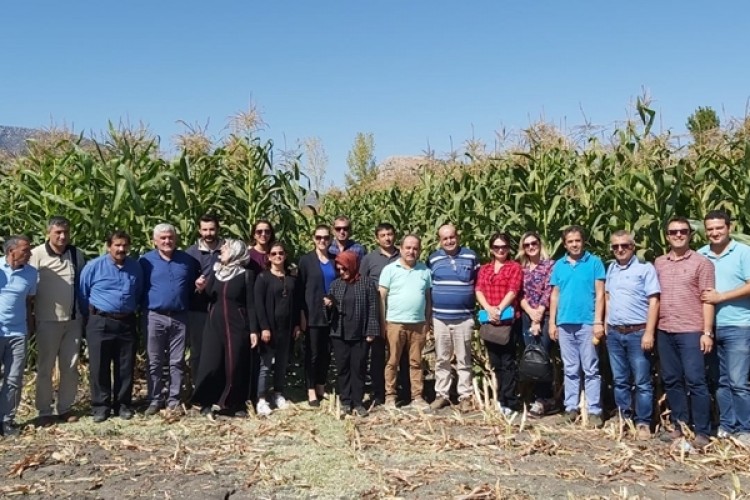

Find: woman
297;224;336;406
192;239;256;418
253;242;301;417
324;251;380;417
247;219;275;273
517;231;556;418
475;232;523;415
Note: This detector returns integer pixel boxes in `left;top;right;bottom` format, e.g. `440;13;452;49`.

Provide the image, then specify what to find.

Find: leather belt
151;309;184;317
90;306;134;321
609;323;647;334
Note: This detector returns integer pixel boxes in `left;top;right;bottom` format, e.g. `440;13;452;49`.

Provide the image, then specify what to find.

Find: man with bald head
427;224;479;412
379;234;432;410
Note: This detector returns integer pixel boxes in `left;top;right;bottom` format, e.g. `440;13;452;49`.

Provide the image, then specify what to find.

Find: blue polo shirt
379;260;432;323
140;249;200;312
605;256;660;326
427;247;479;320
550;251;606;325
79;254;144;315
328;240;367;262
699;240;750;326
0;257;38;337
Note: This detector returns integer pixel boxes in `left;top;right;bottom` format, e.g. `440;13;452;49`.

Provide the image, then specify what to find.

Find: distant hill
0;125;36;156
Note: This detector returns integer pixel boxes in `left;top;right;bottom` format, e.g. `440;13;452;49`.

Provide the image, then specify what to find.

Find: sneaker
339;405;352;418
717;427;732;439
430;397;450;411
458;397;474;413
636;424;651;440
200;406;215;419
564;410;580;424
411;398;430;411
692;434;710;451
588;414;604;428
256;399;273;417
384;397;397;410
528;401;545;418
144;403;162;416
353;406;368;417
496;402;514;417
273;393;289;410
672;438;695;454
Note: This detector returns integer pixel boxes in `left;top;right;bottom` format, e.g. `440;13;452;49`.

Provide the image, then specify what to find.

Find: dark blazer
297;251;333;328
326;278;381;340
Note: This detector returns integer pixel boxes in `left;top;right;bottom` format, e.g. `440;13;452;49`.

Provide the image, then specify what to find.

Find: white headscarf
213;239;249;282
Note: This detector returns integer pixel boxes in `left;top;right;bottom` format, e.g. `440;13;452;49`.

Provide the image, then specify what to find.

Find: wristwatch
703;330;714;339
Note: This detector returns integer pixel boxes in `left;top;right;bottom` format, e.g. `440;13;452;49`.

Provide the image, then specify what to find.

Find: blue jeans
558;324;601;414
606;328;653;425
715;326;750;434
0;335;27;424
657;330;711;437
521;313;553;400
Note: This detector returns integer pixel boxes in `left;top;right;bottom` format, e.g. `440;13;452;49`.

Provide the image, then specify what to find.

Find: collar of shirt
701;239;737;260
197;238;223;253
666;248;694;261
379;247;398;258
562;251;591;265
614;255;638;270
44;240;71;258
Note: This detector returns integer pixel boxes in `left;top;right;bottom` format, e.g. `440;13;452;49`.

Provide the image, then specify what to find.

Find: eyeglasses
667;228;690;236
270;251;285;256
255;229;271;235
336;266;347;272
334;226;350;232
314;235;331;241
491;245;510;251
610;243;633;251
522;241;539;249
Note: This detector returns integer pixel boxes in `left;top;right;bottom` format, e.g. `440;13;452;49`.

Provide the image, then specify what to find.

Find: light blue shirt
698;240;750;326
379;260;432;323
605;256;660;326
79;254;144;315
0;257;38;336
550;251;605;325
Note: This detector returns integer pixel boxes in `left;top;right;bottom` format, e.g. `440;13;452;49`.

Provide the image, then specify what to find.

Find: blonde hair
517;231;550;266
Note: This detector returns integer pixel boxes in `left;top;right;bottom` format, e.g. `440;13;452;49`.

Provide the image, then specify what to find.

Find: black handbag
518;338;553;383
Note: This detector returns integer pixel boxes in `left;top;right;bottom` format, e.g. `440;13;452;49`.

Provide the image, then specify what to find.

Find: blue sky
2;2;749;187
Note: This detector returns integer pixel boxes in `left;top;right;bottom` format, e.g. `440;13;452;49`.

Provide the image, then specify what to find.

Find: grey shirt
360;248;400;285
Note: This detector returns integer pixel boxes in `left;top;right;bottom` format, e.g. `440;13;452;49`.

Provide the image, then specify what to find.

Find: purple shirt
522;259;554;309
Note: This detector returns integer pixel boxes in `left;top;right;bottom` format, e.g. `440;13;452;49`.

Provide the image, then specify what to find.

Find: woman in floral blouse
518;231;556;418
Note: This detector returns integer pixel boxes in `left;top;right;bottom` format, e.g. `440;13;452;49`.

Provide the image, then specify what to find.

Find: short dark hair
313;224;330;235
3;235;31;254
199;213;220;228
561;225;586;241
106;230;131;246
374;222;395;235
665;216;692;232
47;216;70;231
704;210;731;226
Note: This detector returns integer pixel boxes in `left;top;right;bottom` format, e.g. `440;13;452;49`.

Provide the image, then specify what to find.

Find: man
0;235;37;436
79;231;144;422
29;216;85;426
140;224;203;415
427;224;479;412
699;210;750;444
655;217;714;450
185;214;223;381
328;215;367;261
360;222;399;406
604;230;660;440
549;225;606;427
379;234;432;410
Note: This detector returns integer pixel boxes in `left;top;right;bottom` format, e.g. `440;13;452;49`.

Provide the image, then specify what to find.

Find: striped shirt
427;247;479;320
654;249;715;333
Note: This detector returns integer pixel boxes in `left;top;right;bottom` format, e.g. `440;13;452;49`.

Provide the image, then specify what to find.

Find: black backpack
518;339;553;383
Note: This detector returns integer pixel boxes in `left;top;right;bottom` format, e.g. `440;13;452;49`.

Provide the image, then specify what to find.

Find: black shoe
339;405;352;418
119;406;135;420
233;409;248;418
144;403;162;416
353;406;368;417
308;399;320;407
92;413;109;423
564;410;580;424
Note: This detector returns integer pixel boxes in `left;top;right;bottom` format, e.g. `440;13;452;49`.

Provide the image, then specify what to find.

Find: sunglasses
522;241;539;249
336;266;347;272
667;228;690;236
314;235;331;241
491;244;510;251
255;229;272;235
270;251;285;257
610;243;633;251
334;226;350;232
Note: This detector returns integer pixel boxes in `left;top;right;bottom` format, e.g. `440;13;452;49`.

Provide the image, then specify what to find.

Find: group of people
0;212;748;452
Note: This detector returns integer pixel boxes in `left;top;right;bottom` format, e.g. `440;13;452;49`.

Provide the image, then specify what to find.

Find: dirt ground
2;394;749;500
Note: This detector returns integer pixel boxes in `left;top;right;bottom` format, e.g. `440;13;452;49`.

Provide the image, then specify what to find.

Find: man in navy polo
0;235;37;436
699;210;750;444
329;215;367;262
140;223;203;415
427;224;479;412
605;230;660;439
549;225;606;427
79;230;144;423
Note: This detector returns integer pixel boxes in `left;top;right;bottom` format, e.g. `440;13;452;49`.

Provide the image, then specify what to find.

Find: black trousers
366;336;386;401
485;336;519;409
87;314;137;416
305;326;331;390
332;337;367;407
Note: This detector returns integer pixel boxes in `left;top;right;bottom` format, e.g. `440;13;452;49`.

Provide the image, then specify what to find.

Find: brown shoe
59;412;79;423
693;434;711;451
636;424;651;440
36;415;56;427
458;397;475;412
430;397;450;411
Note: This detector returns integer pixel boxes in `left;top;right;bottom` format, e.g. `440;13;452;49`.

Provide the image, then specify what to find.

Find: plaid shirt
475;260;523;309
327;277;381;340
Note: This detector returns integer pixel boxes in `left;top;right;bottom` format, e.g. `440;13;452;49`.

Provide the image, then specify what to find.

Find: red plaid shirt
475;260;523;310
